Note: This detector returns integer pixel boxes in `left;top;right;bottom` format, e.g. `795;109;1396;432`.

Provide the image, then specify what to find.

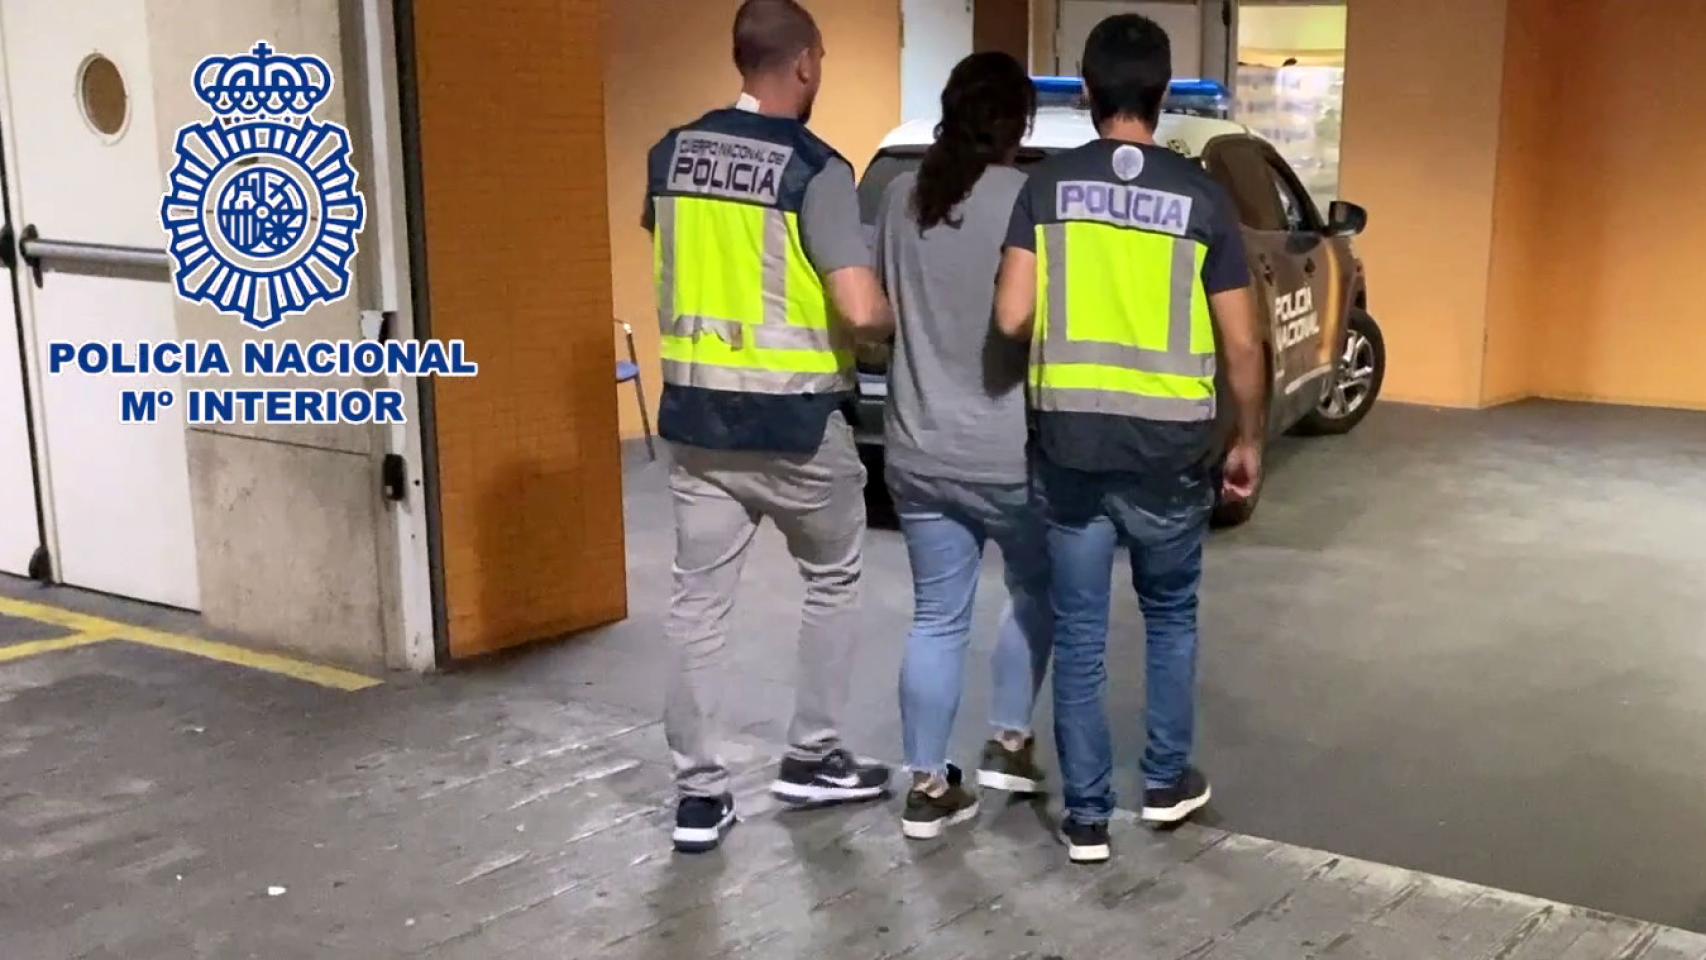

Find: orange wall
1338;0;1511;408
1480;0;1555;405
1350;0;1706;412
602;0;902;438
1512;2;1706;411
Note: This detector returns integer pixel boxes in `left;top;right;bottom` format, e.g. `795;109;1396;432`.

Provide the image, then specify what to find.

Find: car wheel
1293;308;1385;436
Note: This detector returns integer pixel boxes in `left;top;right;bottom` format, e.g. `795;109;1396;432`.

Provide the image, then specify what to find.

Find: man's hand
1221;437;1263;502
1209;284;1268;501
825;266;894;343
994;247;1039;340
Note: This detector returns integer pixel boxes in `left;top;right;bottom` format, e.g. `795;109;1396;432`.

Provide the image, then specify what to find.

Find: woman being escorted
874;53;1051;840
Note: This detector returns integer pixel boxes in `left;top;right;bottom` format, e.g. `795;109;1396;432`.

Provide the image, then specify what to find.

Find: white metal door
901;0;974;123
0;0;200;608
0;178;37;576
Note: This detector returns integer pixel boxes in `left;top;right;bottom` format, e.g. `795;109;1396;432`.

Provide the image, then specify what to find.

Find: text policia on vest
669;131;794;205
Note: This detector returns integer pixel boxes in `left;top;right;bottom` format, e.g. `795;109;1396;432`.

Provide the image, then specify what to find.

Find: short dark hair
1081;14;1172;127
732;0;821;77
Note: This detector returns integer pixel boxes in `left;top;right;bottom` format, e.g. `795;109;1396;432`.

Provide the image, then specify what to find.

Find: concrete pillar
144;0;408;669
1199;0;1234;86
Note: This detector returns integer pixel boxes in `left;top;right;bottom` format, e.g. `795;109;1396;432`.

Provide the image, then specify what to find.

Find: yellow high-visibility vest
1030;216;1217;423
649;115;853;401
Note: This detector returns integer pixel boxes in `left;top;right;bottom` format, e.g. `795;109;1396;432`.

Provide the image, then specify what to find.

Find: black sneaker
1062;817;1110;864
673;793;737;854
771;748;891;806
901;765;980;840
1141;767;1212;825
976;737;1045;794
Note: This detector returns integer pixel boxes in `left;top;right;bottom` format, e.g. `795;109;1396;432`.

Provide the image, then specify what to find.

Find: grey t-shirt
875;166;1030;484
799;159;873;273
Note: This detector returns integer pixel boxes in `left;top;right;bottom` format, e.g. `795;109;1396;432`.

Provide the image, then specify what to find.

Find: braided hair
911;52;1036;231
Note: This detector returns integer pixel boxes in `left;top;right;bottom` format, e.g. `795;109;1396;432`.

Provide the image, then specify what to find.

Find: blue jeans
889;468;1053;777
1036;457;1211;823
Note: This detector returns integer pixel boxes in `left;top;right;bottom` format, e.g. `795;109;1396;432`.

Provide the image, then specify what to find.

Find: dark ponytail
912;52;1036;231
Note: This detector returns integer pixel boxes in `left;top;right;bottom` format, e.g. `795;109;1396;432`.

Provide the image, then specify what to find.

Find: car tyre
1293;308;1385;436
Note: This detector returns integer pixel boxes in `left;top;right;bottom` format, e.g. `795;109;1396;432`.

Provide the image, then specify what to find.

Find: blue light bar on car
1163;78;1232;118
1030;76;1233;118
1033;75;1086;100
1167;78;1231;99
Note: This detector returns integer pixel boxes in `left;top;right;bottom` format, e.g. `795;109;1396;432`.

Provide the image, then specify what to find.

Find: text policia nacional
49;339;478;426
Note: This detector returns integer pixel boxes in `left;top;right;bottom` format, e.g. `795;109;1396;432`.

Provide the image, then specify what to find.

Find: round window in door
76;53;129;140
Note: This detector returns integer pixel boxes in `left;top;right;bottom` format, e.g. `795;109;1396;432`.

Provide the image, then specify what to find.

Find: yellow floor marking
0;596;381;691
0;596;121;635
0;632;118;664
123;629;381;691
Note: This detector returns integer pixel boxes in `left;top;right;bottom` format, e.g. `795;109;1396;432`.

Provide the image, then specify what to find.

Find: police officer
995;14;1267;864
644;0;895;854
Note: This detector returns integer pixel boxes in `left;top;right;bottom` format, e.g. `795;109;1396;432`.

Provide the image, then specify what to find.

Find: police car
854;78;1385;526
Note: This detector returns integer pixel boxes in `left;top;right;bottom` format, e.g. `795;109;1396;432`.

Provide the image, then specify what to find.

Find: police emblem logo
1111;144;1146;182
159;42;366;330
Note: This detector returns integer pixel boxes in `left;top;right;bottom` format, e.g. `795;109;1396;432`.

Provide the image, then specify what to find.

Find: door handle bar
17;225;171;286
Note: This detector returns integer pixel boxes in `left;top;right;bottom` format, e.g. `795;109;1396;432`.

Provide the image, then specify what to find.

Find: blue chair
616;321;655;460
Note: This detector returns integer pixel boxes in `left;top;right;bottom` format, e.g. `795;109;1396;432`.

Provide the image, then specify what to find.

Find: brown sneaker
976;737;1045;794
900;764;979;840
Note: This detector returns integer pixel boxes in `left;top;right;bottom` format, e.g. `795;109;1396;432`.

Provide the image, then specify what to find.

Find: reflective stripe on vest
654;194;852;395
1030;220;1216;422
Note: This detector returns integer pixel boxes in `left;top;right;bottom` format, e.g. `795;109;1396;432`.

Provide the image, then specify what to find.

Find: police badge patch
1111;144;1146;182
160;42;366;330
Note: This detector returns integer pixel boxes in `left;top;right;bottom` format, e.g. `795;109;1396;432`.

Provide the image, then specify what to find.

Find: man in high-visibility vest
995;14;1267;864
643;0;894;854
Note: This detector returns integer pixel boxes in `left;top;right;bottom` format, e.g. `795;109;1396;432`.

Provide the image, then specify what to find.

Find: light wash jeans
888;467;1053;778
1035;456;1212;824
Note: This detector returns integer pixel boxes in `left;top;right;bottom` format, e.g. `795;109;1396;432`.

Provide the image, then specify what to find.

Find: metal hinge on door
0;223;14;271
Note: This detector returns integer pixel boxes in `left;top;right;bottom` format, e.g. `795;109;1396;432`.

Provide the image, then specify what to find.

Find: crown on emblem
193;41;332;119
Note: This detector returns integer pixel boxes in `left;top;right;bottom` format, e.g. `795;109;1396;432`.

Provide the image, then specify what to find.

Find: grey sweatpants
664;412;867;798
